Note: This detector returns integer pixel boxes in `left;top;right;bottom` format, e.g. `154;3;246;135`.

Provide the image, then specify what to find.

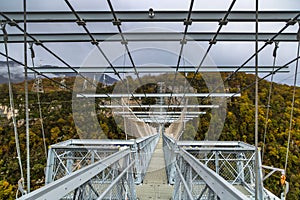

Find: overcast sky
0;0;299;85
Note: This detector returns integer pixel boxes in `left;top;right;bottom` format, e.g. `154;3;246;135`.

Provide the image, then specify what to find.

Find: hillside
0;73;299;199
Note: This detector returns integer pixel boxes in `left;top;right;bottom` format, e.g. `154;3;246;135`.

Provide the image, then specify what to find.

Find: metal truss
27;65;290;74
99;105;219;109
77;93;241;98
19;148;136;200
163;135;280;200
114;111;206;115
142;118;193;123
45;140;122;184
18;134;159;200
17;134;282;200
1;32;298;43
1;11;299;23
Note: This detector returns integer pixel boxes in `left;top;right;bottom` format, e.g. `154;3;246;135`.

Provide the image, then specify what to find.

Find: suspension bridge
1;0;300;199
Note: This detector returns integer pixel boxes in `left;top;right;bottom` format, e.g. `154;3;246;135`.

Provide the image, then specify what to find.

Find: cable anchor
0;22;8;43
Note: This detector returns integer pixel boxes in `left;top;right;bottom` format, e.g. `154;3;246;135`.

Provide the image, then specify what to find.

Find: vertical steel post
237;153;245;183
45;148;55;184
255;0;260;199
23;0;30;192
215;151;219;174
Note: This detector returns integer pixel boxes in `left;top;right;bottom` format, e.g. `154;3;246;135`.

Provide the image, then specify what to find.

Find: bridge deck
136;134;173;200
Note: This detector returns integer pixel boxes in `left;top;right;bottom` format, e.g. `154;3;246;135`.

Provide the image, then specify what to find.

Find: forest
0;72;299;199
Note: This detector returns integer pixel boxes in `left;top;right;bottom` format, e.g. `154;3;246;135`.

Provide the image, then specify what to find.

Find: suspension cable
262;42;279;161
174;0;236;113
22;0;31;192
29;43;47;160
231;56;300;97
0;12;138;111
254;0;260;198
284;27;300;175
0;13;100;96
199;13;300;105
191;0;236;82
105;0;148;107
0;51;85;95
166;0;194;121
63;0;142;107
1;22;26;197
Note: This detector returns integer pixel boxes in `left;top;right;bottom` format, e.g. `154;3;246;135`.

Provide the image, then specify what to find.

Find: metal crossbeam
177;140;256;150
122;115;199;119
1;32;298;43
26;65;290;73
114;111;206;115
142;119;191;123
77;93;241;98
1;11;299;23
100;105;219;108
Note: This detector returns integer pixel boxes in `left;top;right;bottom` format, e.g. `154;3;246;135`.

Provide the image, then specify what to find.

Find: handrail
18;149;131;200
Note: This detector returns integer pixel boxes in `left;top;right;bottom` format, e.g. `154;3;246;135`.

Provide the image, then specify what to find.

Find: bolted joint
219;19;228;26
8;19;18;26
183;18;192;26
91;40;99;45
76;19;86;26
121;40;128;45
209;39;217;45
180;39;187;44
0;23;8;42
286;18;297;26
265;39;273;45
34;40;43;46
112;19;121;26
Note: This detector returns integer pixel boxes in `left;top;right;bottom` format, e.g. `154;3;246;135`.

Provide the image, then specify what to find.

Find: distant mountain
0;61;34;84
0;61;118;85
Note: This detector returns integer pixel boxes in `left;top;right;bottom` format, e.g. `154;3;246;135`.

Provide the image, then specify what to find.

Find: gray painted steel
1;32;298;43
18;149;131;200
27;65;290;73
77;93;241;98
1;11;299;23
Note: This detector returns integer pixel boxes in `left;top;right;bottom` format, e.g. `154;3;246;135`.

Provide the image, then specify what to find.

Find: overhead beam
99;105;219;108
114;114;202;119
1;11;299;23
77;93;241;98
27;65;289;73
141;119;192;123
127;116;196;120
114;111;206;115
1;32;298;43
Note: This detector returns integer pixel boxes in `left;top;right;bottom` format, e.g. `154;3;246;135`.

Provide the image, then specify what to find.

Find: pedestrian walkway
136;134;173;200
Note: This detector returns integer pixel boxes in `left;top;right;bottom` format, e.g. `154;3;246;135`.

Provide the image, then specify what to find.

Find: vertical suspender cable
254;0;259;199
284;24;300;182
29;44;47;160
1;23;26;197
23;0;30;193
262;42;279;161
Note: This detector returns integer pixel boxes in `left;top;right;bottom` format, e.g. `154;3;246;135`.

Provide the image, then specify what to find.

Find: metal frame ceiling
0;0;299;120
